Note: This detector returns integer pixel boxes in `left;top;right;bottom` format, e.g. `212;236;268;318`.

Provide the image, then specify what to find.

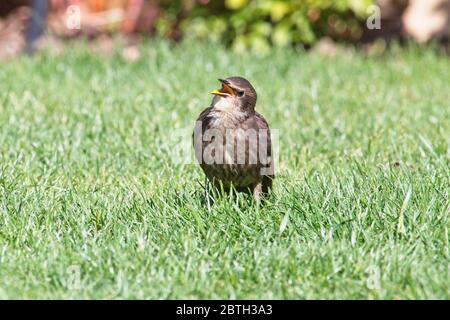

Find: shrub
154;0;374;52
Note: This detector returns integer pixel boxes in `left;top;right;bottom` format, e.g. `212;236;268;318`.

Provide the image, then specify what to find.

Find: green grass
0;40;449;299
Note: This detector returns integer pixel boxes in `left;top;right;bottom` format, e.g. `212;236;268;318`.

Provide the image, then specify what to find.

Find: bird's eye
237;91;244;97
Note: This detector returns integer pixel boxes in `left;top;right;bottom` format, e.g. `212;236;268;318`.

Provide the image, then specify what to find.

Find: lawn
0;40;448;299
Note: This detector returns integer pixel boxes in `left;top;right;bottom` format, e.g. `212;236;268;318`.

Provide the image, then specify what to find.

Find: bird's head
210;76;257;112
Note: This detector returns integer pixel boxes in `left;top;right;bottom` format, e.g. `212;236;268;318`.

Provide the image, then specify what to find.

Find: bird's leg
205;176;211;212
253;182;262;205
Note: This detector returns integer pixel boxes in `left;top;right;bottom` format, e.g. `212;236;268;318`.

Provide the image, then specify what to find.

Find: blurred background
0;0;449;60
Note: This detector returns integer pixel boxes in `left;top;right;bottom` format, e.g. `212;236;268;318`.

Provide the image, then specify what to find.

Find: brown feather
193;77;274;200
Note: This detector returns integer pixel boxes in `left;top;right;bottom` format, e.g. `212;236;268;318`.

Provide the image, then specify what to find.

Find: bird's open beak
210;80;235;96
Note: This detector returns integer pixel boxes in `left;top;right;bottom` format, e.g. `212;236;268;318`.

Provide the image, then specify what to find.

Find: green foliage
154;0;374;52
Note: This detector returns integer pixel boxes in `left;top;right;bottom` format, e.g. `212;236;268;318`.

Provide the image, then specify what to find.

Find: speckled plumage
193;77;274;201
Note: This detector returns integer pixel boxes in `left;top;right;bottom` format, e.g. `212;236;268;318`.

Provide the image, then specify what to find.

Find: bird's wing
240;112;274;187
196;106;214;124
193;106;212;143
193;107;214;163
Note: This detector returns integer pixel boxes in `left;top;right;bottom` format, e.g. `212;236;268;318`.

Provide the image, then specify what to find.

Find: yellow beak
210;83;235;96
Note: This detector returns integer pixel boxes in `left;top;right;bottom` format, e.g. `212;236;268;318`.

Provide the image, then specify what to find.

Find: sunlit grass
0;40;448;299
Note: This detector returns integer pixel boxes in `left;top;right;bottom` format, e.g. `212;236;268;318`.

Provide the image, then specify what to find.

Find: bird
193;76;274;203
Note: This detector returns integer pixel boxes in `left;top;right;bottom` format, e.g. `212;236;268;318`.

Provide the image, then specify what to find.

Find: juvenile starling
193;76;274;202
